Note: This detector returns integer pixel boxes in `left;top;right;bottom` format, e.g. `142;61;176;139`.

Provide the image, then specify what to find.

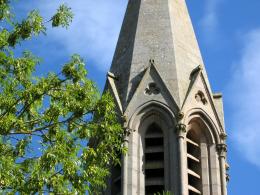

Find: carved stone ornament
145;82;160;95
220;132;227;141
124;128;135;137
195;91;208;105
176;123;187;138
121;115;127;123
178;112;184;120
149;59;155;66
226;173;230;182
216;143;227;157
225;162;230;182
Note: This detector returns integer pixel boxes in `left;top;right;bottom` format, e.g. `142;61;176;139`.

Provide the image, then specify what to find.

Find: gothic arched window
144;123;165;195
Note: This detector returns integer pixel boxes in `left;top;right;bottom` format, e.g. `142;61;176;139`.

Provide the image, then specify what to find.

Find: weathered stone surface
105;0;228;195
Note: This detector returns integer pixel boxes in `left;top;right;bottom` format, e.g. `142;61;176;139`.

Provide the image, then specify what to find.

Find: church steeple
105;0;228;195
109;0;209;109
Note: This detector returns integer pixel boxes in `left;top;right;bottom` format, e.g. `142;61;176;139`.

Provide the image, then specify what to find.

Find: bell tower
104;0;228;194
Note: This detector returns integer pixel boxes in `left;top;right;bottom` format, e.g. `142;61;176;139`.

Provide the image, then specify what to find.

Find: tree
0;1;125;194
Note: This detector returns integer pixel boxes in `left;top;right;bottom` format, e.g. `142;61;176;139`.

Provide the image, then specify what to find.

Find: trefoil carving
145;82;160;95
195;91;208;105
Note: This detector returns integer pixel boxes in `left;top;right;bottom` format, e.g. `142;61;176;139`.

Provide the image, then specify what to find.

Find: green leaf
52;4;73;28
0;2;124;194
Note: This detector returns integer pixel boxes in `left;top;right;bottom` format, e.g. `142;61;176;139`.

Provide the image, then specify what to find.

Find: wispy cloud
200;0;222;42
201;0;218;28
227;29;260;167
16;0;127;71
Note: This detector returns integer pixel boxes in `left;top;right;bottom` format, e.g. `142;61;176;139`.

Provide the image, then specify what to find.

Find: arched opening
186;129;202;195
186;113;218;195
144;123;165;195
125;102;178;194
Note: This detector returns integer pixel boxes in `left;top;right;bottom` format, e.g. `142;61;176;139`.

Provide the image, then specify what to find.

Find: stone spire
105;1;228;195
109;0;209;110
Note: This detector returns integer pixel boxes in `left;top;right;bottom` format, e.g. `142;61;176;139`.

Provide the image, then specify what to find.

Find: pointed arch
184;108;222;145
184;108;222;195
125;101;178;195
128;100;178;130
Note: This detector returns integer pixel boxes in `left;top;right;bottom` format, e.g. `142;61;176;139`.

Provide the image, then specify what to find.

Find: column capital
124;128;135;136
216;143;227;157
176;123;187;138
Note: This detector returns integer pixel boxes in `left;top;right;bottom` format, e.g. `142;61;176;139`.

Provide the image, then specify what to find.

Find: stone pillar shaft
176;123;187;195
217;144;227;195
122;142;128;195
123;128;131;195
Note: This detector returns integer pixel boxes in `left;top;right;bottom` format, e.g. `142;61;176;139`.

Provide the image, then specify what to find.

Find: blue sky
14;0;260;194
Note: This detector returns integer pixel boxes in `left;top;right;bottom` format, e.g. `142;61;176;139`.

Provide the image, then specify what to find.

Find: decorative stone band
176;123;187;138
216;143;227;157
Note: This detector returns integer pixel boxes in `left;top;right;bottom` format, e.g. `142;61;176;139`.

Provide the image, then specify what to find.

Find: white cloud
201;0;218;28
16;0;127;71
200;0;223;41
227;29;260;167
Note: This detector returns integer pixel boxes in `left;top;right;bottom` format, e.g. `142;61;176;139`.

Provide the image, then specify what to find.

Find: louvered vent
145;123;164;195
187;131;202;195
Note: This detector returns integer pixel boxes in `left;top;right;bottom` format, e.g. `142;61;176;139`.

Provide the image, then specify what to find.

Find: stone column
122;128;131;195
217;143;227;195
176;122;187;195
